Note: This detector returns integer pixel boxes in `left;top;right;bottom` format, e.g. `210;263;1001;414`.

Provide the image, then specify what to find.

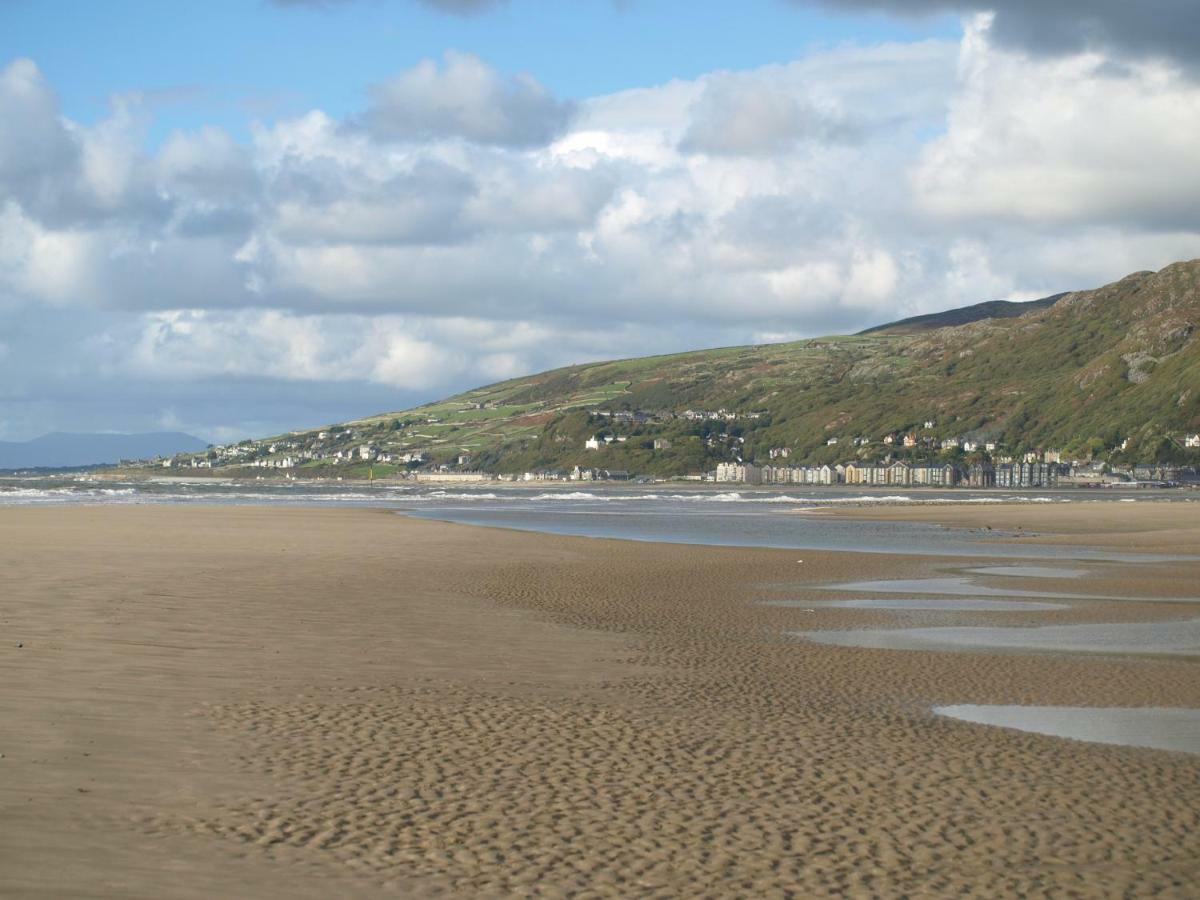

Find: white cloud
0;203;107;305
913;15;1200;227
0;58;77;192
361;51;574;147
110;308;671;397
680;76;854;156
124;309;445;386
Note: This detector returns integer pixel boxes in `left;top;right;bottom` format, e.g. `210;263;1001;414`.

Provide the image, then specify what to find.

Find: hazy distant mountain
857;293;1068;335
0;432;208;470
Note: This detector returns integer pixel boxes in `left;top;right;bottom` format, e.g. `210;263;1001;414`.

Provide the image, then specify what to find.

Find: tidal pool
797;617;1200;656
934;705;1200;755
828;577;1130;601
765;597;1069;612
963;565;1088;579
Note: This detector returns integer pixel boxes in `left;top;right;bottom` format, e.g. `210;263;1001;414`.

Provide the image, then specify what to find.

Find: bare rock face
1121;352;1157;384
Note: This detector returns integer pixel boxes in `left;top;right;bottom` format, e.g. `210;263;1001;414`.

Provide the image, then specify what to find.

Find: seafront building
968;463;996;487
711;456;1075;488
760;463;839;485
843;461;959;487
715;462;762;484
995;462;1059;488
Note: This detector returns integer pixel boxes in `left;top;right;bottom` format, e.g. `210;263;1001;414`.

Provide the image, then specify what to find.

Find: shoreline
2;504;1198;896
26;467;1200;495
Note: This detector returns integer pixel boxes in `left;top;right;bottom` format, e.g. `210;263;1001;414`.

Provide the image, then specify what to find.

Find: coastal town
156;408;1200;489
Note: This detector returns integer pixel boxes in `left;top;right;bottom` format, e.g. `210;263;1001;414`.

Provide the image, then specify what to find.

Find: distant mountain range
0;432;208;470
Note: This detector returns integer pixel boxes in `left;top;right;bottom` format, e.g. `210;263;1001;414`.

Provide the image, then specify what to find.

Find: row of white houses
714;462;838;485
715;460;1067;488
716;462;960;486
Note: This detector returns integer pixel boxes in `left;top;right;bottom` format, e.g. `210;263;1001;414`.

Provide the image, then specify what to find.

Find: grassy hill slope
273;260;1200;475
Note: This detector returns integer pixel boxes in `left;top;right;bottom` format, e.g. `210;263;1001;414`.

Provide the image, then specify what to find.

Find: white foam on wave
0;486;142;504
0;485;404;506
422;491;502;500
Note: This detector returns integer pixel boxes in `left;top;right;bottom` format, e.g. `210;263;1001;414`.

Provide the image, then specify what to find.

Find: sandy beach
2;503;1199;897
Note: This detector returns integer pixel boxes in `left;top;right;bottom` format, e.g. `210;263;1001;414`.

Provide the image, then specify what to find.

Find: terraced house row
715;460;1060;488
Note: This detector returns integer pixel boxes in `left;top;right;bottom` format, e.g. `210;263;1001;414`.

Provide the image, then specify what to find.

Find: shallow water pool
934;704;1200;754
766;597;1069;612
827;576;1138;602
963;565;1088;579
797;617;1200;656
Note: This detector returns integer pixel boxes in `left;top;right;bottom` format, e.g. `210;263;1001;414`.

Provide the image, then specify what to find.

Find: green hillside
256;260;1200;476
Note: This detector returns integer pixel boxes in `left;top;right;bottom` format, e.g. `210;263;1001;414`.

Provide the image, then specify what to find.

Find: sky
1;1;1198;443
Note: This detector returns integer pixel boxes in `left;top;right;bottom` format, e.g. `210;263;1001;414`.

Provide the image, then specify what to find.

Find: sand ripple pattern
171;611;1200;900
152;678;1200;897
37;508;1191;898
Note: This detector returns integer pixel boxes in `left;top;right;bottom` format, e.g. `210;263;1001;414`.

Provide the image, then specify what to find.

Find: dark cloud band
795;1;1200;70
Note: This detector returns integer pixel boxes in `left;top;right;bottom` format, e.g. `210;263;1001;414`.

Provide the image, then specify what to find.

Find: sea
2;474;1193;561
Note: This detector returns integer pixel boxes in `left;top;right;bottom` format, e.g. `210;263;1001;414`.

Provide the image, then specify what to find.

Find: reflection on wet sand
766;597;1069;612
935;705;1200;755
798;618;1200;656
964;565;1088;578
827;576;1134;601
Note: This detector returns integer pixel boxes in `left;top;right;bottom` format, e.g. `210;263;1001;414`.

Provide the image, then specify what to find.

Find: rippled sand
2;505;1199;897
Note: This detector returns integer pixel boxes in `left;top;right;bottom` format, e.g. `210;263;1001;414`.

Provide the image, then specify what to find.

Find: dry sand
2;504;1198;898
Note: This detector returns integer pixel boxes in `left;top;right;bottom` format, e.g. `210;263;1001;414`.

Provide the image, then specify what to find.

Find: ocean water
398;492;1193;560
1;476;1193;560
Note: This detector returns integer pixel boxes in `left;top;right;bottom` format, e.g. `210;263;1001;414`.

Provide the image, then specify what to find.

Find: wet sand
2;504;1199;897
800;617;1200;656
813;496;1200;555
